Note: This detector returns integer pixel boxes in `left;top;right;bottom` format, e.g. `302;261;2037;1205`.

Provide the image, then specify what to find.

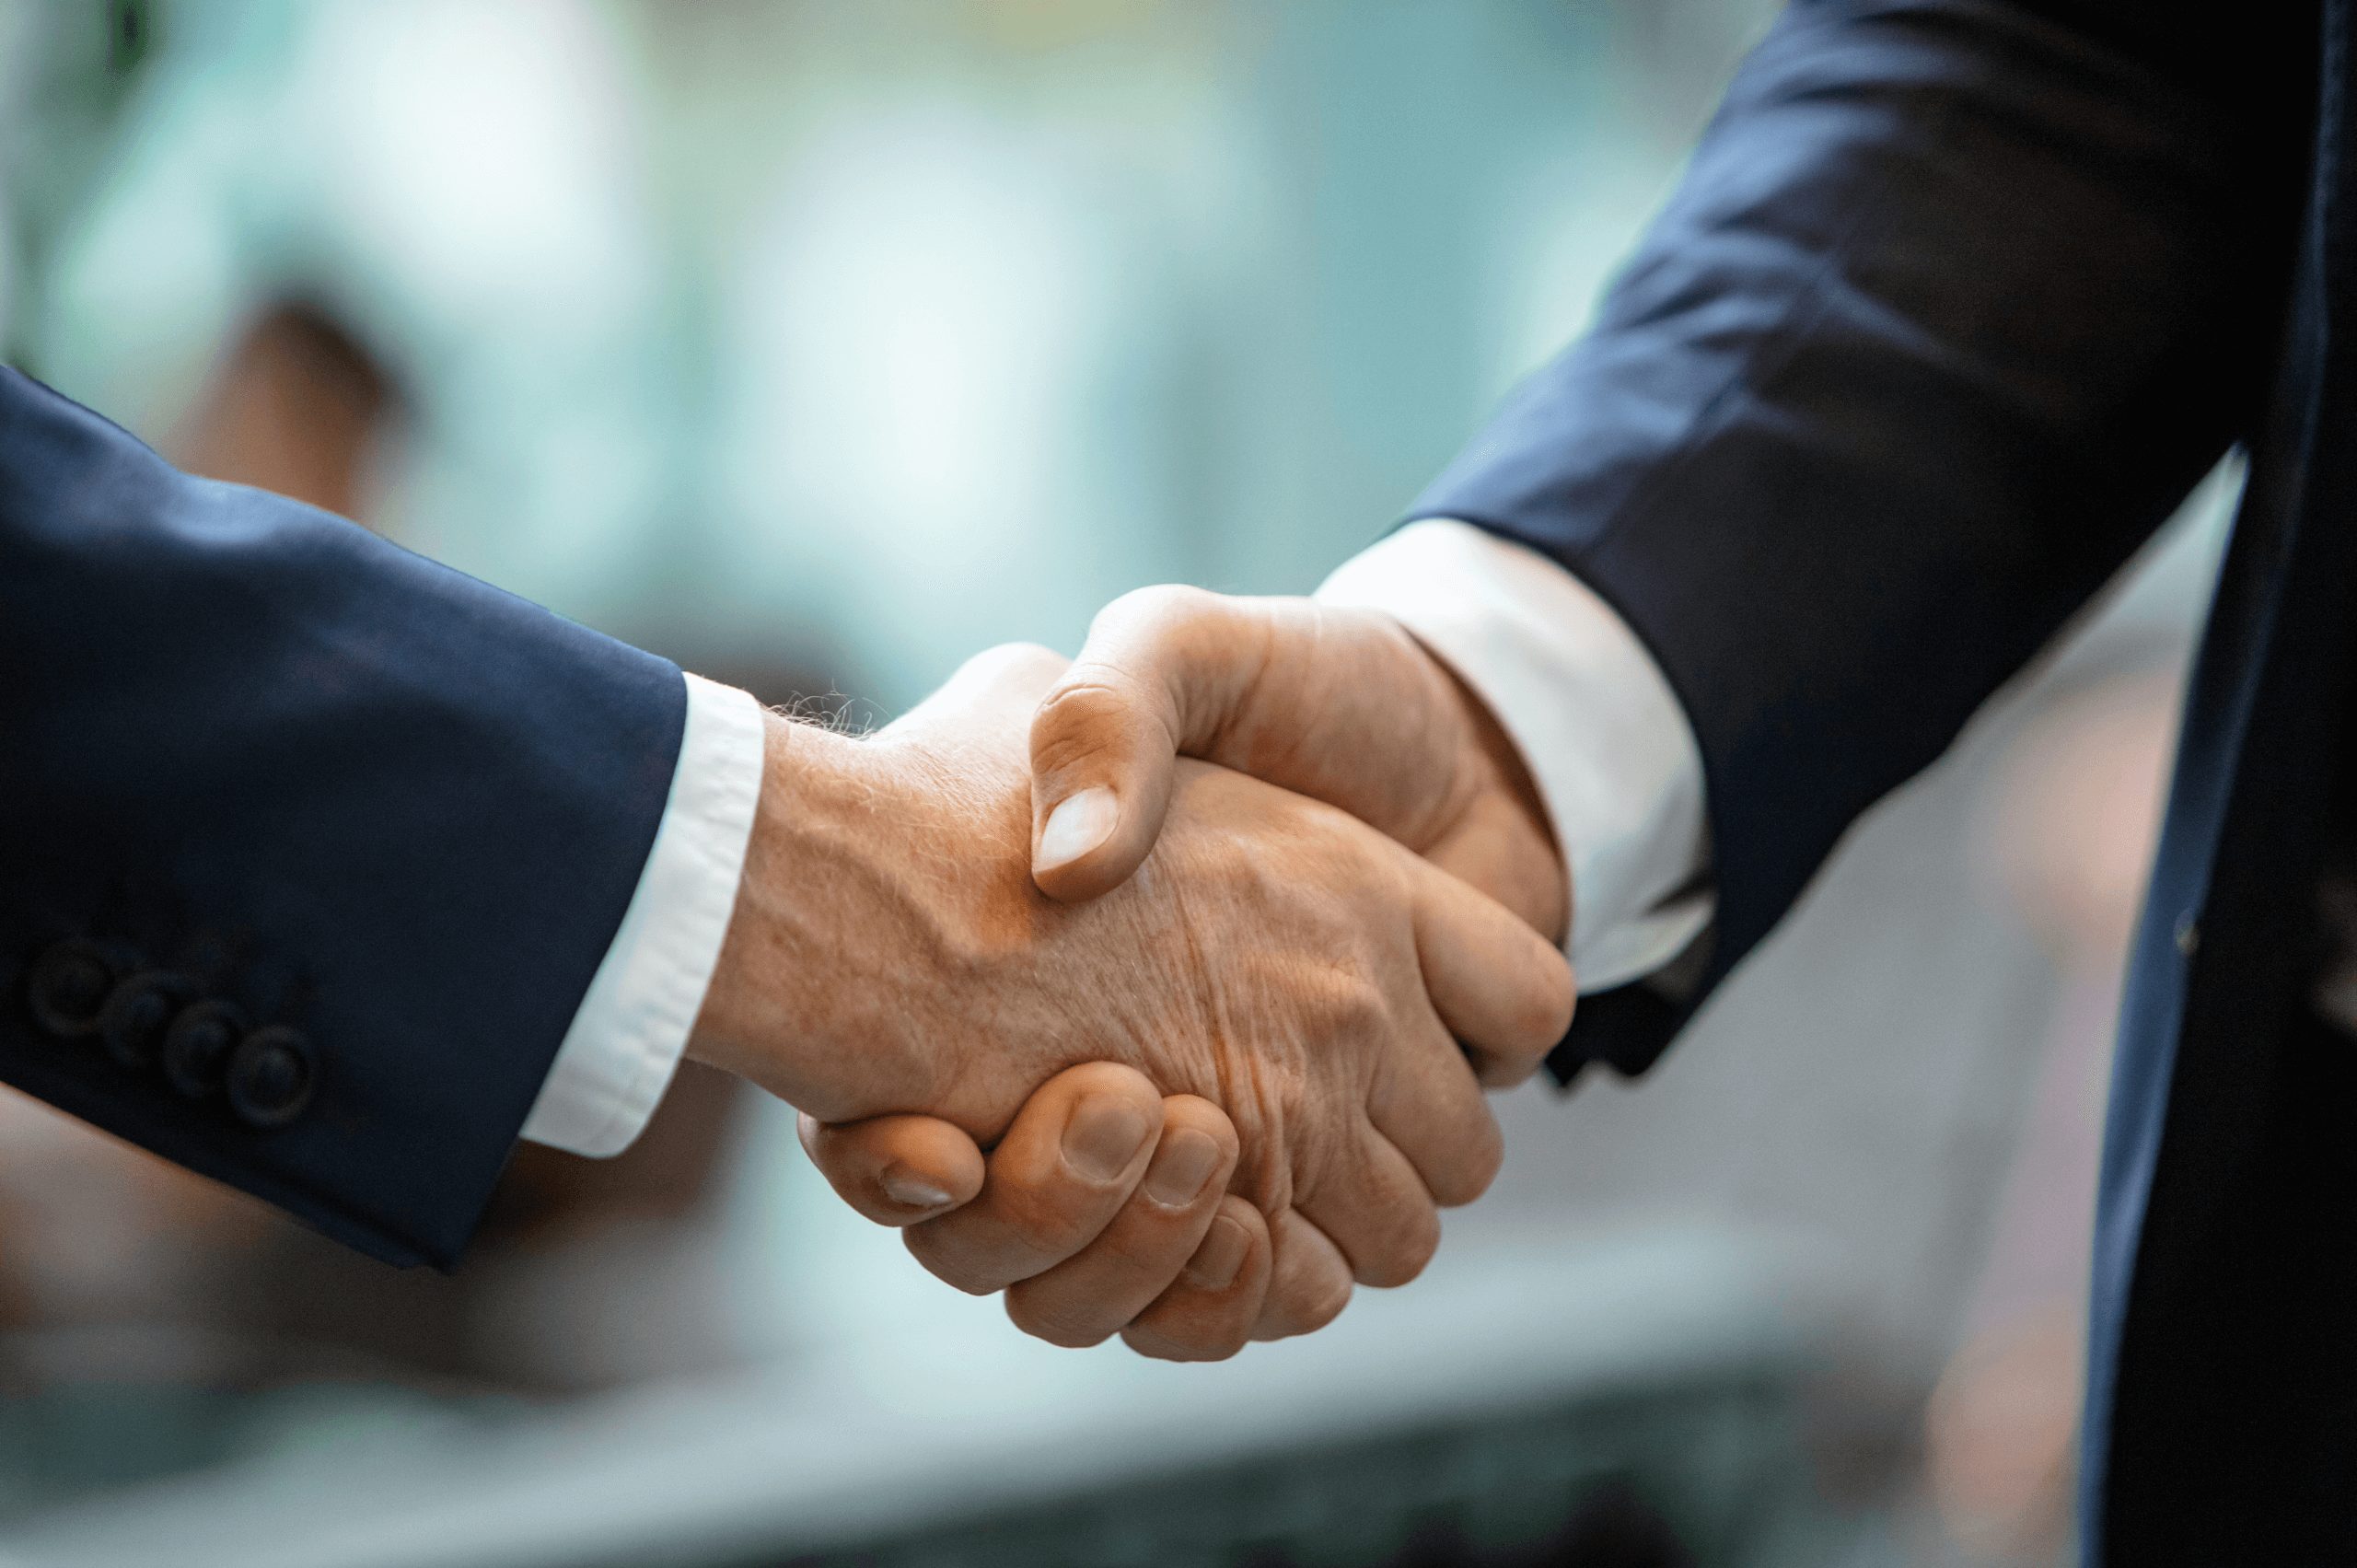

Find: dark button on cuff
102;972;201;1070
162;997;247;1095
226;1027;317;1129
27;940;116;1038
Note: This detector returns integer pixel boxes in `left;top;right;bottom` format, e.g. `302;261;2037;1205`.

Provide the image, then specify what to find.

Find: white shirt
1318;520;1712;992
518;672;766;1156
525;518;1708;1156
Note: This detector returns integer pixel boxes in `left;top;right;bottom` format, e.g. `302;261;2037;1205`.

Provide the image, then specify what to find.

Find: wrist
687;715;946;1121
1463;673;1570;925
1412;634;1573;947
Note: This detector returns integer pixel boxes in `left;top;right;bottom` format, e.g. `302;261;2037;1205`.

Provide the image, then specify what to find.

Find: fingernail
1062;1094;1153;1182
1185;1214;1250;1291
880;1166;953;1211
1143;1128;1224;1207
1037;787;1118;871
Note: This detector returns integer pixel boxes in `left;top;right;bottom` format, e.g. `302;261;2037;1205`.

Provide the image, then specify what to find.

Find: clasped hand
691;596;1573;1359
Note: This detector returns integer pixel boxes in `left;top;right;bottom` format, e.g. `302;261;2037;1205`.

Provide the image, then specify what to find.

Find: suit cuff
1316;518;1713;992
521;673;765;1156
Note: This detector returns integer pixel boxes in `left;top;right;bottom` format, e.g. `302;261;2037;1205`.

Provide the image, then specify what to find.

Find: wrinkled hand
808;592;1573;1353
1026;587;1568;958
698;643;1570;1356
801;1062;1275;1358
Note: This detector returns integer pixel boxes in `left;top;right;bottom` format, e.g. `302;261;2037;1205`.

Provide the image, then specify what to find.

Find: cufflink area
21;938;320;1133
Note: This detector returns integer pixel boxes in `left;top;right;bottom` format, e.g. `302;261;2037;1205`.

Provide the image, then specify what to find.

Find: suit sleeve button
26;940;116;1038
160;997;247;1092
227;1027;317;1129
103;972;203;1069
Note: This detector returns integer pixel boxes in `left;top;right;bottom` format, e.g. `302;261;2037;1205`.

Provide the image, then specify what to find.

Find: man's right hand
1022;587;1569;968
690;644;1571;1352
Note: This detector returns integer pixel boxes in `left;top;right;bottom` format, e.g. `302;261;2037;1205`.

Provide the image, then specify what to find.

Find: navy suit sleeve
0;368;688;1266
1412;0;2313;1077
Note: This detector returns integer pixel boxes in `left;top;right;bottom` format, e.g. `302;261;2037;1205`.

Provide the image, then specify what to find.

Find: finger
1029;586;1258;902
1409;854;1578;1087
902;1063;1160;1295
798;1109;984;1226
1365;1018;1505;1208
1005;1096;1238;1348
1030;591;1490;906
1120;1196;1273;1363
1250;1207;1355;1341
1293;1128;1443;1290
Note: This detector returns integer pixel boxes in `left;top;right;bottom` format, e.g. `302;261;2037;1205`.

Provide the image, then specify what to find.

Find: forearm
0;369;684;1265
688;714;954;1123
687;691;1119;1135
1409;0;2308;1062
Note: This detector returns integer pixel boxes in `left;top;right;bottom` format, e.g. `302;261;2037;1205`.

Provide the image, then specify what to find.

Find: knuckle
1032;672;1136;726
807;1125;891;1202
1005;1285;1116;1350
1227;1137;1292;1218
1058;1060;1160;1104
1429;1117;1505;1209
1161;1094;1241;1160
1476;1048;1542;1090
1495;942;1577;1052
1353;1211;1440;1290
1260;1214;1353;1335
1280;1268;1353;1334
1122;1322;1236;1363
994;1190;1105;1260
1097;582;1211;637
1527;955;1578;1047
1092;586;1243;697
902;1228;1014;1297
1306;970;1392;1043
1029;677;1150;772
807;1143;865;1198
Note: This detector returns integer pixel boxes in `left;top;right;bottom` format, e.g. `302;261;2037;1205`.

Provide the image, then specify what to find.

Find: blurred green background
4;0;1769;705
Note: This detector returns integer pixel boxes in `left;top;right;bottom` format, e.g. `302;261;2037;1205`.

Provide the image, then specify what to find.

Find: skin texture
797;1066;1280;1352
804;598;1573;1358
691;643;1572;1344
1028;589;1569;954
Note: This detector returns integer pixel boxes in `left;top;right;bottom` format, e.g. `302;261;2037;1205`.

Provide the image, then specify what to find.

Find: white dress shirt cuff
1316;518;1713;993
521;673;766;1156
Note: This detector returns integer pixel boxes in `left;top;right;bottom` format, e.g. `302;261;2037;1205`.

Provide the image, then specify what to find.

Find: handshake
686;588;1575;1360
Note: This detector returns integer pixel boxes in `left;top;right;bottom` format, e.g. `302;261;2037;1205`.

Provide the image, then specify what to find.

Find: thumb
1028;587;1271;902
798;1109;986;1226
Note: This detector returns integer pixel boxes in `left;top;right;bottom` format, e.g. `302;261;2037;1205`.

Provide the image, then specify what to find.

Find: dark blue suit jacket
0;368;685;1269
1417;0;2351;1558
